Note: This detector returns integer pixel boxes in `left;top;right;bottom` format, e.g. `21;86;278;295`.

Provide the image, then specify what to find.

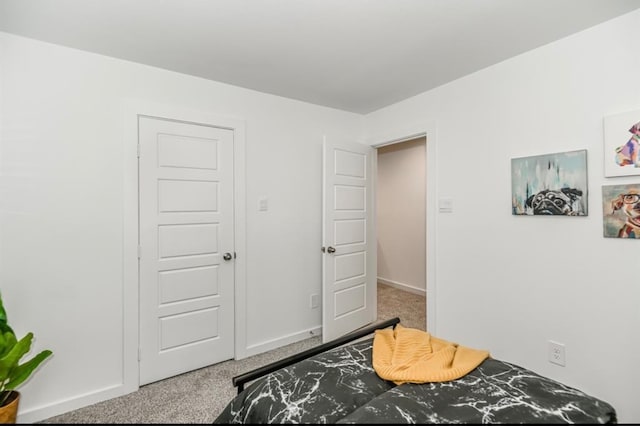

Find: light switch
258;196;268;211
438;197;453;213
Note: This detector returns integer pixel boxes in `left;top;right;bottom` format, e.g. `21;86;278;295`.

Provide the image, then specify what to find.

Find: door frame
122;100;247;393
367;121;438;335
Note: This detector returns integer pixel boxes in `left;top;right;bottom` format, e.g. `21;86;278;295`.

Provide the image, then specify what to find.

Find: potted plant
0;292;52;423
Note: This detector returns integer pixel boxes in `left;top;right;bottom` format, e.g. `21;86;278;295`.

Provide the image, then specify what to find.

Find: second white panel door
322;139;376;342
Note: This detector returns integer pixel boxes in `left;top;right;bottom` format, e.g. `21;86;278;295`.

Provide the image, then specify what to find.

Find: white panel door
139;116;235;385
322;139;376;342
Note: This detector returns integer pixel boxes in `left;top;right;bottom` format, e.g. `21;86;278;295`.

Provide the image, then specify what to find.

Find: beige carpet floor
377;282;426;331
39;283;425;424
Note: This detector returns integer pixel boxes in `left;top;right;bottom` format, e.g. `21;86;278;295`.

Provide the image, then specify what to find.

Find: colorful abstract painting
511;150;588;216
603;109;640;177
602;183;640;239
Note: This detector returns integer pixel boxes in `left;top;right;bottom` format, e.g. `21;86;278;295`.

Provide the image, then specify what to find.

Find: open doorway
376;136;427;330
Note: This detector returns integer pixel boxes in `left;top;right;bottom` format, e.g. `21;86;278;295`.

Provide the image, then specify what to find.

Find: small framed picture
603;109;640;177
602;183;640;239
511;149;588;216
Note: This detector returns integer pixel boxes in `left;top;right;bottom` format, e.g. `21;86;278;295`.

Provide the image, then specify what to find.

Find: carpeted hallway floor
377;282;426;331
39;283;425;424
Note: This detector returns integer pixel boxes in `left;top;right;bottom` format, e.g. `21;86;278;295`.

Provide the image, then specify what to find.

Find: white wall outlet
310;294;320;309
548;341;566;366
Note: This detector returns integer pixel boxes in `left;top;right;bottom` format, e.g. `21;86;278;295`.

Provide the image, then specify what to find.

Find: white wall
376;137;426;294
0;32;362;422
3;7;640;423
364;9;640;423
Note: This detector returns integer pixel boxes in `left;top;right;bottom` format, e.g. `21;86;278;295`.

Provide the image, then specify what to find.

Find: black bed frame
233;317;400;394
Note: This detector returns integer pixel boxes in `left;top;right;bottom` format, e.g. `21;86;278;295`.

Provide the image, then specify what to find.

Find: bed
213;318;616;424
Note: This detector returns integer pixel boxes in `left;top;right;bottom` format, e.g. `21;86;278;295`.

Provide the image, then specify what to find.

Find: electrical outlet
310;294;319;309
548;341;566;366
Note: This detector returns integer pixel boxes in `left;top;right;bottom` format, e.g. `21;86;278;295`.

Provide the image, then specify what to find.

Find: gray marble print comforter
213;339;616;424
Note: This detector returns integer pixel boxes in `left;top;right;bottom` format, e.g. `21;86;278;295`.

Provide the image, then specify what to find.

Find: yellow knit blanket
372;324;490;385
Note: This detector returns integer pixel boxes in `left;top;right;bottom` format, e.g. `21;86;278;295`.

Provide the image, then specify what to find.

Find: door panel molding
123;100;246;394
139;117;234;384
322;138;376;342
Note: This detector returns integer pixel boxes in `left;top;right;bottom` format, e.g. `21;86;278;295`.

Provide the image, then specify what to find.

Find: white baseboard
18;382;135;424
22;326;323;422
243;325;322;359
377;277;426;297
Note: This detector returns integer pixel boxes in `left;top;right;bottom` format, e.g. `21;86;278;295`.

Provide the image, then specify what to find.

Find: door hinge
138;348;141;361
137;143;141;158
137;245;142;259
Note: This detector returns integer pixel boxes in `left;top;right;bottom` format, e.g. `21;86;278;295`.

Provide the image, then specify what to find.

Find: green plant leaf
0;333;8;355
0;294;14;336
5;349;53;390
0;292;52;397
0;332;34;381
0;331;17;359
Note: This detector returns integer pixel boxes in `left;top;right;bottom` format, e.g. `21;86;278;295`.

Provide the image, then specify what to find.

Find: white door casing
138;116;235;384
322;138;376;343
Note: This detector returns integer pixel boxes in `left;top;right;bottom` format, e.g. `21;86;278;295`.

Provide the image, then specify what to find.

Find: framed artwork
603;109;640;177
602;183;640;239
511;149;588;216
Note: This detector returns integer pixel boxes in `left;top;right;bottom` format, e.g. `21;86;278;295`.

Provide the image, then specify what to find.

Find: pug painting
512;150;588;216
525;187;584;216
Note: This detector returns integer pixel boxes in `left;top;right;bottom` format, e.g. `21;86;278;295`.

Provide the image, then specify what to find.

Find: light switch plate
258;196;268;211
439;197;453;213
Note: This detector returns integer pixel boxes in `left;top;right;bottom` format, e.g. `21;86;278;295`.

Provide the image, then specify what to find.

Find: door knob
223;252;233;261
326;246;336;254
